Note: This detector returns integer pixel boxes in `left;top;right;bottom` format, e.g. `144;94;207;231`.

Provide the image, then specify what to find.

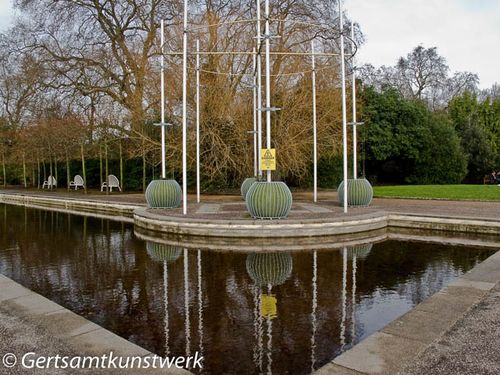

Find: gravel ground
399;282;500;375
0;307;90;375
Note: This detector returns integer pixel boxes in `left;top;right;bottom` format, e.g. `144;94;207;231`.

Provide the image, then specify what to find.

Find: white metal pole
256;0;263;178
351;21;357;179
339;0;348;213
196;39;200;203
182;0;188;214
264;0;272;183
184;248;190;356
160;20;166;179
252;48;258;176
311;40;318;203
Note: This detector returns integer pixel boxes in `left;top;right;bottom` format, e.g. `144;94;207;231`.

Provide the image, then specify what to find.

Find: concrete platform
1;191;499;243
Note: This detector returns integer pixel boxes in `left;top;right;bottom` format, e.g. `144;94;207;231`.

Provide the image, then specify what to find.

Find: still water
0;204;496;374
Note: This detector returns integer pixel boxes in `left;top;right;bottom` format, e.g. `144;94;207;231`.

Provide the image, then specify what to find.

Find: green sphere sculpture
246;253;293;287
337;178;373;207
146;242;182;263
347;243;373;260
241;177;257;200
145;179;182;208
246;181;293;219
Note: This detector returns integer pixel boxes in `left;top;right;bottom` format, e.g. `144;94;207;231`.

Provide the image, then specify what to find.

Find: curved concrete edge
133;208;388;238
0;273;191;375
133;208;500;239
2;192;499;239
387;214;500;235
134;227;388;252
314;250;500;375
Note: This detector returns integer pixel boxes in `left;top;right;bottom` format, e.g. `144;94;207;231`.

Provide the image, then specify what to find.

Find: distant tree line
357;46;500;185
0;1;498;191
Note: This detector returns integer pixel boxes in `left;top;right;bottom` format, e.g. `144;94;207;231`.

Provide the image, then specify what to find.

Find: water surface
0;204;496;374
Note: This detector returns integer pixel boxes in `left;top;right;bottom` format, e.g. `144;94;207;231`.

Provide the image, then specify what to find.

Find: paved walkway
399;282;500;375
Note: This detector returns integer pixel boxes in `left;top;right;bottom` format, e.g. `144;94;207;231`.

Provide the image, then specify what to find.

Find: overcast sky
348;0;500;88
0;0;498;88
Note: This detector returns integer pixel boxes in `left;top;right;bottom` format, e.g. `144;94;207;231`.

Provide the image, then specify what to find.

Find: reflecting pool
0;204;496;374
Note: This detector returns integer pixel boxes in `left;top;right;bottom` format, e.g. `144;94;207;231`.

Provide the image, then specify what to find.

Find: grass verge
373;184;500;201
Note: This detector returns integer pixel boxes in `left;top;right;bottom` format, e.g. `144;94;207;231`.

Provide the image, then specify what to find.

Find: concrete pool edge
1;192;499;238
0;193;142;220
0;273;191;374
134;208;500;238
314;250;500;375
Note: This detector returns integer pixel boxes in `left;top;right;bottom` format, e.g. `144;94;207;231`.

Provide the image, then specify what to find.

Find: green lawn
373;184;500;201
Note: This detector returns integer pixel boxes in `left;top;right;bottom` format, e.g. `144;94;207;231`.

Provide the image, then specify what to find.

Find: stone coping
1;192;499;242
314;250;500;375
134;208;500;239
0;274;190;374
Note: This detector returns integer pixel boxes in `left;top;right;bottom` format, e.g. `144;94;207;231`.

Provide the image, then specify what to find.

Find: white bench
101;174;122;192
69;175;85;190
42;176;57;189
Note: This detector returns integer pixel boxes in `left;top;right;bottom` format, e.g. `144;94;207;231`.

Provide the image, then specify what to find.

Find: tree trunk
32;162;35;188
1;151;6;188
49;156;53;190
105;141;109;195
66;153;70;192
81;144;87;194
22;153;27;188
142;137;146;192
42;160;46;183
119;140;124;192
54;158;58;188
37;157;41;189
99;146;103;189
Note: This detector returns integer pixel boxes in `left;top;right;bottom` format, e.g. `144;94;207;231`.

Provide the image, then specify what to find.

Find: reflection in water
310;251;317;373
246;253;293;375
145;242;182;356
0;204;497;374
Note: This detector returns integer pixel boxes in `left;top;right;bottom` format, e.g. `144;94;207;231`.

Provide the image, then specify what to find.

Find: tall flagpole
160;20;166;179
252;48;258;177
256;0;263;178
182;0;188;214
196;39;201;203
351;21;357;179
264;0;272;183
311;40;318;203
339;0;348;213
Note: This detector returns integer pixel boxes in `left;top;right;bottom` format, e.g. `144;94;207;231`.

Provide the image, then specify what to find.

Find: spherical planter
146;242;182;263
337;178;373;207
246;253;293;287
246;181;293;219
347;243;373;260
145;179;182;208
241;177;257;200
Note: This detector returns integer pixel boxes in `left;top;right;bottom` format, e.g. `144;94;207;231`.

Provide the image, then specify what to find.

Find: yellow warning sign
261;148;276;171
261;294;277;318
